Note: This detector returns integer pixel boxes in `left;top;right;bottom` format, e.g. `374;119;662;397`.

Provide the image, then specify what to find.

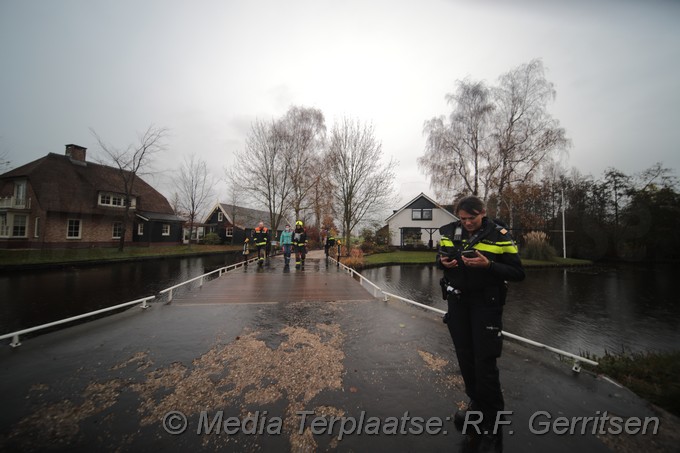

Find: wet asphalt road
0;251;676;452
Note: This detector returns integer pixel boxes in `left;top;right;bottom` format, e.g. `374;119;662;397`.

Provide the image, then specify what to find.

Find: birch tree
419;59;568;215
490;59;569;217
419;79;493;202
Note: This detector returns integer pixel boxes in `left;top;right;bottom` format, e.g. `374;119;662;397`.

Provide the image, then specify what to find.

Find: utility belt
439;277;461;300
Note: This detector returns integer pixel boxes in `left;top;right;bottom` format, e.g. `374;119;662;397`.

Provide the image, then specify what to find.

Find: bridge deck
173;259;373;305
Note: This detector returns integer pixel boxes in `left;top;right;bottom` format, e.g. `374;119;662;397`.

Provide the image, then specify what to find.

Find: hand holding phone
461;249;478;258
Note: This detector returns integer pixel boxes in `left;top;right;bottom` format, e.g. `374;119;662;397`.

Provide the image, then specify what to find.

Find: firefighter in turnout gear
324;229;337;258
251;221;270;267
437;196;525;436
293;220;307;269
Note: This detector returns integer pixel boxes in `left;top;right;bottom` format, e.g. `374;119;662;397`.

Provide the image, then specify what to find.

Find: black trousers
294;244;306;263
447;287;505;418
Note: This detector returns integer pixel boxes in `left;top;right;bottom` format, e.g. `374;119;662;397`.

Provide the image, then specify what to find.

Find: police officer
293;220;307;269
252;221;270;267
438;196;525;430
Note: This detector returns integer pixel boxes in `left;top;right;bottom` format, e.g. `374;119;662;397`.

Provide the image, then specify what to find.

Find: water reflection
0;253;241;333
360;263;680;356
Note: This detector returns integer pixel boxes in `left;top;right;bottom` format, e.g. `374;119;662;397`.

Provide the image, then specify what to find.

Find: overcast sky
1;0;679;208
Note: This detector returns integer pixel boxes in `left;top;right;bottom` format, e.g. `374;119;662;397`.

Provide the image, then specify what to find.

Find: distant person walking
293;220;308;269
251;221;270;267
279;224;293;267
324;229;337;258
242;238;250;267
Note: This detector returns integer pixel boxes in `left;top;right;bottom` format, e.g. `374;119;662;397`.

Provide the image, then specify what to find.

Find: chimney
65;144;87;162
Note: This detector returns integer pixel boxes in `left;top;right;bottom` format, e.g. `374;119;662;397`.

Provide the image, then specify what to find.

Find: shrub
522;231;557;261
360;241;376;254
585;350;680;417
202;233;221;245
341;247;365;268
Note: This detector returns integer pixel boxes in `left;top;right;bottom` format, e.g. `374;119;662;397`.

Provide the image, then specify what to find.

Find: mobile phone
461;249;478;258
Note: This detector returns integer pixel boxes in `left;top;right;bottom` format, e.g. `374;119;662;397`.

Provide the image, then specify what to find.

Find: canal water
360;263;680;356
2;255;678;357
0;253;243;335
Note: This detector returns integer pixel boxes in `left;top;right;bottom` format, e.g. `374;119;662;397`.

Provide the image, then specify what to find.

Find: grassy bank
586;350;680;417
0;245;241;267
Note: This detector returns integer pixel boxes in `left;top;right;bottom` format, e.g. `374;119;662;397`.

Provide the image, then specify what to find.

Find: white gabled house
385;193;458;248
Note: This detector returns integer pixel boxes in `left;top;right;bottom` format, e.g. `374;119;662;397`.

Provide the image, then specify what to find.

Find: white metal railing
0;296;155;348
1;256;258;348
329;256;598;371
158;257;257;301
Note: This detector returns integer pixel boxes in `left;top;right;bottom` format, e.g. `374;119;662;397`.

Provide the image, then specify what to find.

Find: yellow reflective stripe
473;242;519;254
440;238;454;247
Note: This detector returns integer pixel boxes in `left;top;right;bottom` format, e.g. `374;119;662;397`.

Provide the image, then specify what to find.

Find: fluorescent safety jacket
252;227;269;246
438;217;525;294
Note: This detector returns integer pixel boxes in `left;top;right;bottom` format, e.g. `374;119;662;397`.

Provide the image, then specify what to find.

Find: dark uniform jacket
293;228;307;246
252;227;269;246
438;217;525;295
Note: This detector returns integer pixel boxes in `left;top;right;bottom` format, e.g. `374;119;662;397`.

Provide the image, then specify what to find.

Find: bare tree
279;106;326;222
419;80;494;202
224;168;246;244
92;125;167;251
0;150;9;172
326;117;398;248
308;155;336;234
489;59;569;218
175;154;214;245
419;59;568;216
231;119;293;231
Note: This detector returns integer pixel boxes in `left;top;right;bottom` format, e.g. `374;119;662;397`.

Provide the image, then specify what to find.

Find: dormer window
14;180;27;206
99;192;136;208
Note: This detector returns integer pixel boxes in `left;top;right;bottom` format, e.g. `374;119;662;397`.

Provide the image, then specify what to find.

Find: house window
67;219;82;239
226;227;233;237
218;212;224;222
12;215;27;237
412;209;433;220
99;192;135;208
34;217;40;238
402;227;423;246
137;223;144;235
14;180;27;207
112;222;123;239
162;224;170;236
0;213;8;237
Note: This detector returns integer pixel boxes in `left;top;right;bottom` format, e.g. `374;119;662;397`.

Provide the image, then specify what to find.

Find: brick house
0;144;183;248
